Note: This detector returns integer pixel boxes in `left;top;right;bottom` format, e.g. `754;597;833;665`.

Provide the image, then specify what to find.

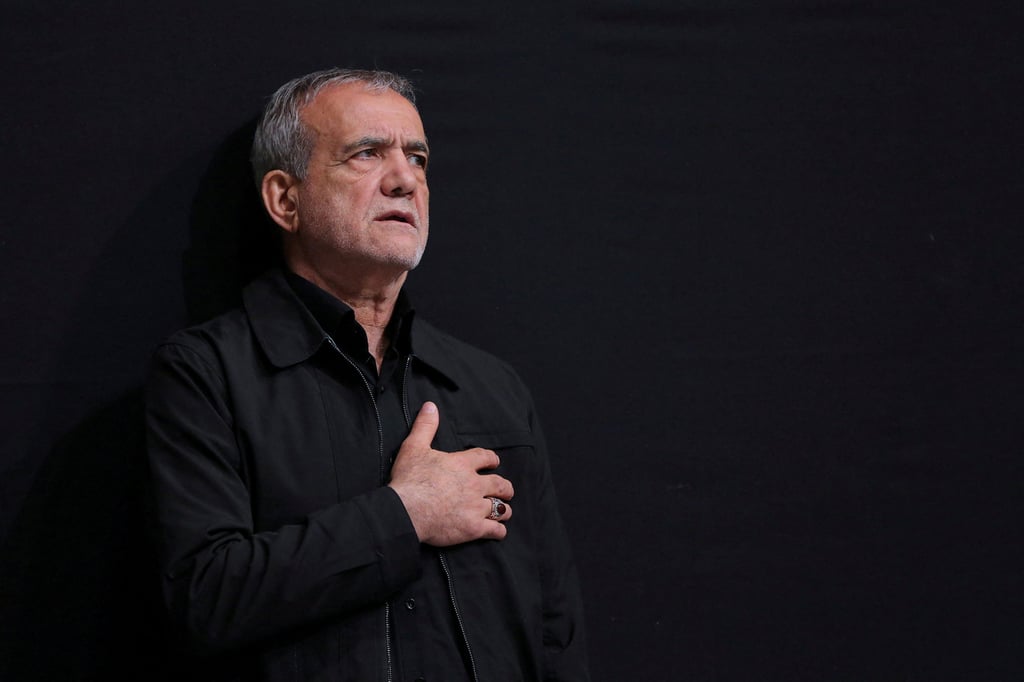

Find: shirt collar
243;268;455;385
283;268;415;360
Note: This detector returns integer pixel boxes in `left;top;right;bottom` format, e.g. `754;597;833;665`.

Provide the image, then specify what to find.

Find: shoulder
148;306;265;396
155;307;255;363
152;268;297;370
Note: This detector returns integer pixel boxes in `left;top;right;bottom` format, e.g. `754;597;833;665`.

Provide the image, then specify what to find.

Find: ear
260;170;301;233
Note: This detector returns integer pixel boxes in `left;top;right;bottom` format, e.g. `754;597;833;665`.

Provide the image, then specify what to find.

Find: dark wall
2;2;1021;679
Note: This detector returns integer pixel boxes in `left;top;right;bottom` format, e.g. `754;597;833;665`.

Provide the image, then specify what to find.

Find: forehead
302;82;425;141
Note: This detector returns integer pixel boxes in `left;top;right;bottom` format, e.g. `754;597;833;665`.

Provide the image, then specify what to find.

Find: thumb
404;401;440;449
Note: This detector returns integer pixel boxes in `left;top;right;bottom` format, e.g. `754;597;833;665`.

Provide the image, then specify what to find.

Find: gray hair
250;68;416;185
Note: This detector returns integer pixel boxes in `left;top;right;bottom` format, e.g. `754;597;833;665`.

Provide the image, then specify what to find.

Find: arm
145;341;421;651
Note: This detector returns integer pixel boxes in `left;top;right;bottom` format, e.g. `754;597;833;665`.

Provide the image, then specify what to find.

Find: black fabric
2;4;1021;680
282;270;467;680
145;268;588;681
284;269;413;467
283;268;414;362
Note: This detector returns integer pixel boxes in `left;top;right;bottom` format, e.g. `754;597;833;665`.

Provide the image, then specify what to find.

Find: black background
2;2;1022;680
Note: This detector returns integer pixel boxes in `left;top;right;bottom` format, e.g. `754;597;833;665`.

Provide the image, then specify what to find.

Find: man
146;68;589;681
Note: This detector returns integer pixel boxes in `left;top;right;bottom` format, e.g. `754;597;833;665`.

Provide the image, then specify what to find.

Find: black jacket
145;269;588;681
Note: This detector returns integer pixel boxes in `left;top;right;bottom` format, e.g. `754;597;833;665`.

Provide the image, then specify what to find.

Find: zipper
440;553;480;682
400;355;480;682
325;336;393;682
400;355;413;426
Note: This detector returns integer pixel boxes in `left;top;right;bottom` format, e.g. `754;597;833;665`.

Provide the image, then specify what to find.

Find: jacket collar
243;268;461;388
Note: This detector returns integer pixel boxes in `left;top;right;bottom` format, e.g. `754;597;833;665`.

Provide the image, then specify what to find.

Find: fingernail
422;402;437;414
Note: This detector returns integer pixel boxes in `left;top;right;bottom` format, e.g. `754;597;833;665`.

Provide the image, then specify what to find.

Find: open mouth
376;211;415;226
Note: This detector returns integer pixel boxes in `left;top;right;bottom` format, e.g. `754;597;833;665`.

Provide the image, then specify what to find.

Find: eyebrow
406;139;430;154
342;136;430;155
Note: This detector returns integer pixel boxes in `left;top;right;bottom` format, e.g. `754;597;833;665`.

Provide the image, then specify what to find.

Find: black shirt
284;270;471;681
146;268;588;681
285;270;414;467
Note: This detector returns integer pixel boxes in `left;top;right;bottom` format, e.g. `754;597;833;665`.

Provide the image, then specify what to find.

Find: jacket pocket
453;428;542;570
454;429;534;452
447;430;546;678
454;430;537;496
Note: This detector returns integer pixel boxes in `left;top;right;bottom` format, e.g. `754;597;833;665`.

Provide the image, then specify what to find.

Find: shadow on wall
0;120;277;679
0;389;180;679
184;117;281;325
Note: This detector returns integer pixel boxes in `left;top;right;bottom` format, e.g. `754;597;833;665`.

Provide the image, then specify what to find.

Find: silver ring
487;496;507;520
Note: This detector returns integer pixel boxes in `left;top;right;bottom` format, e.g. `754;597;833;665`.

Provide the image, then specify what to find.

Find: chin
375;248;425;272
388;241;427;270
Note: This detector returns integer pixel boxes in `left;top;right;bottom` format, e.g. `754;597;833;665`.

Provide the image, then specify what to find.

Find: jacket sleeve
529;409;591;682
145;340;421;652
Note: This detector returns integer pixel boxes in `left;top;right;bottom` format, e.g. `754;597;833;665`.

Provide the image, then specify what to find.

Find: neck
288;260;407;371
351;301;395;374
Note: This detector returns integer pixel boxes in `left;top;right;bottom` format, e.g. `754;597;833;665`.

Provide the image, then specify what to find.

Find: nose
381;151;418;197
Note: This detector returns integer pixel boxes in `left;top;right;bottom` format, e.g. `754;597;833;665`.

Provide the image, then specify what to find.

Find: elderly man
145;68;589;681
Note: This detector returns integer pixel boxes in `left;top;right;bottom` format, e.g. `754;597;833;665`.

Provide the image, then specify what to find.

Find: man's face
286;82;430;279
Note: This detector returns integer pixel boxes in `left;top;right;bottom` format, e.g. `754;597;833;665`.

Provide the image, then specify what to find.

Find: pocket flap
455;429;534;450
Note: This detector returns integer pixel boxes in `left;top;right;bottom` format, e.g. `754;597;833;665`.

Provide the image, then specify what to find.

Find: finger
483;497;513;522
481;474;514;501
466;448;500;471
402;402;440;450
481;521;509;541
479;505;510;539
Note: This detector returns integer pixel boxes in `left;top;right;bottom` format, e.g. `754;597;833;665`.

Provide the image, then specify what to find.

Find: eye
353;148;378;160
408;153;428;169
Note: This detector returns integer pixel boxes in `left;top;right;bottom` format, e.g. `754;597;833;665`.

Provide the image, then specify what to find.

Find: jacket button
405;598;416;611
